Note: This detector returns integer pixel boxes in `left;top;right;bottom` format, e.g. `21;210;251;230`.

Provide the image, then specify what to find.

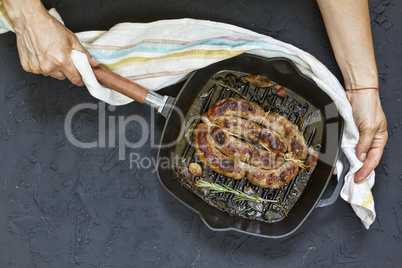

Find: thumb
72;40;99;67
84;50;99;68
355;129;376;162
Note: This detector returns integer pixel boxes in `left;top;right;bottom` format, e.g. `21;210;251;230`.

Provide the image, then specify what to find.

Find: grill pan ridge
157;54;343;238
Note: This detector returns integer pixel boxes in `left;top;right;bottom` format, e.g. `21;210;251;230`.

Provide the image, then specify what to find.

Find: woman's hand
347;89;388;183
3;0;98;86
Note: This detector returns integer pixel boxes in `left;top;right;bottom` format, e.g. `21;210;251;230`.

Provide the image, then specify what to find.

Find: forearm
317;0;378;89
318;0;387;182
2;0;47;30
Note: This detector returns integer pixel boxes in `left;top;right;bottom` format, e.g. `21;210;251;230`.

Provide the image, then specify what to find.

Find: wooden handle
92;66;149;103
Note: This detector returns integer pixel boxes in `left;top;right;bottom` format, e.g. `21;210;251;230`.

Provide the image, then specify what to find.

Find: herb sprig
195;179;287;216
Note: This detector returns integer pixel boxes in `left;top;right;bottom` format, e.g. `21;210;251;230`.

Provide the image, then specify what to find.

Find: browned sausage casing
206;98;308;159
247;161;299;189
194;123;248;180
263;113;308;159
202;115;287;154
206;98;265;123
209;126;284;169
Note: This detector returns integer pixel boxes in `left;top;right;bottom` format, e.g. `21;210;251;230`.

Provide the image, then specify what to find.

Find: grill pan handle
92;66;173;117
92;66;150;103
316;151;349;208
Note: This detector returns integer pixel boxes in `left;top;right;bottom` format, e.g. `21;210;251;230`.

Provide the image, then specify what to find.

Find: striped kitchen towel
0;2;376;228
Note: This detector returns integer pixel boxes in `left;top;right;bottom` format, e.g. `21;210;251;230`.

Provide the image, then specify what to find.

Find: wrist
343;68;379;102
344;78;379;90
3;0;47;30
340;63;378;90
346;87;379;104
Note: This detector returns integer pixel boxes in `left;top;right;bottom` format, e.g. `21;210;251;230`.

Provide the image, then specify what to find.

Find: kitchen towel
0;3;376;228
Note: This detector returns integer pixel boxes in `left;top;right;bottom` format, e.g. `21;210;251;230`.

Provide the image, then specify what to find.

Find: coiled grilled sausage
194;123;298;188
209;126;284;169
206;98;308;159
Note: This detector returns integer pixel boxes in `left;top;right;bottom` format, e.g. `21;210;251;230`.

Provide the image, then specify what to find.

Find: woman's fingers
12;10;97;87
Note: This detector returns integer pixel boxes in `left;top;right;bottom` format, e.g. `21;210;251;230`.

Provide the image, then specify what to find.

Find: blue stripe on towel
88;38;292;60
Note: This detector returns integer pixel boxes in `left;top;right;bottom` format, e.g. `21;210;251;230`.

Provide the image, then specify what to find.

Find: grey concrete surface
0;0;400;267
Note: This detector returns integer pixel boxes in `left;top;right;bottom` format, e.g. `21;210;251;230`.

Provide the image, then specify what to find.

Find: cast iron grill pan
176;71;320;222
157;54;343;238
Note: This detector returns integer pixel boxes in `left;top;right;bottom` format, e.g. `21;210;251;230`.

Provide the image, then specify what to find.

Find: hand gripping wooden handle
92;66;149;103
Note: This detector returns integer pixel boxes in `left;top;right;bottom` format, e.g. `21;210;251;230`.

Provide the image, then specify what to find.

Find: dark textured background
0;0;401;267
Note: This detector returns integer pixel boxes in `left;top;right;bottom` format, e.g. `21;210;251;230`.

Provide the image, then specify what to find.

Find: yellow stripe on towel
104;49;246;70
361;182;373;209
